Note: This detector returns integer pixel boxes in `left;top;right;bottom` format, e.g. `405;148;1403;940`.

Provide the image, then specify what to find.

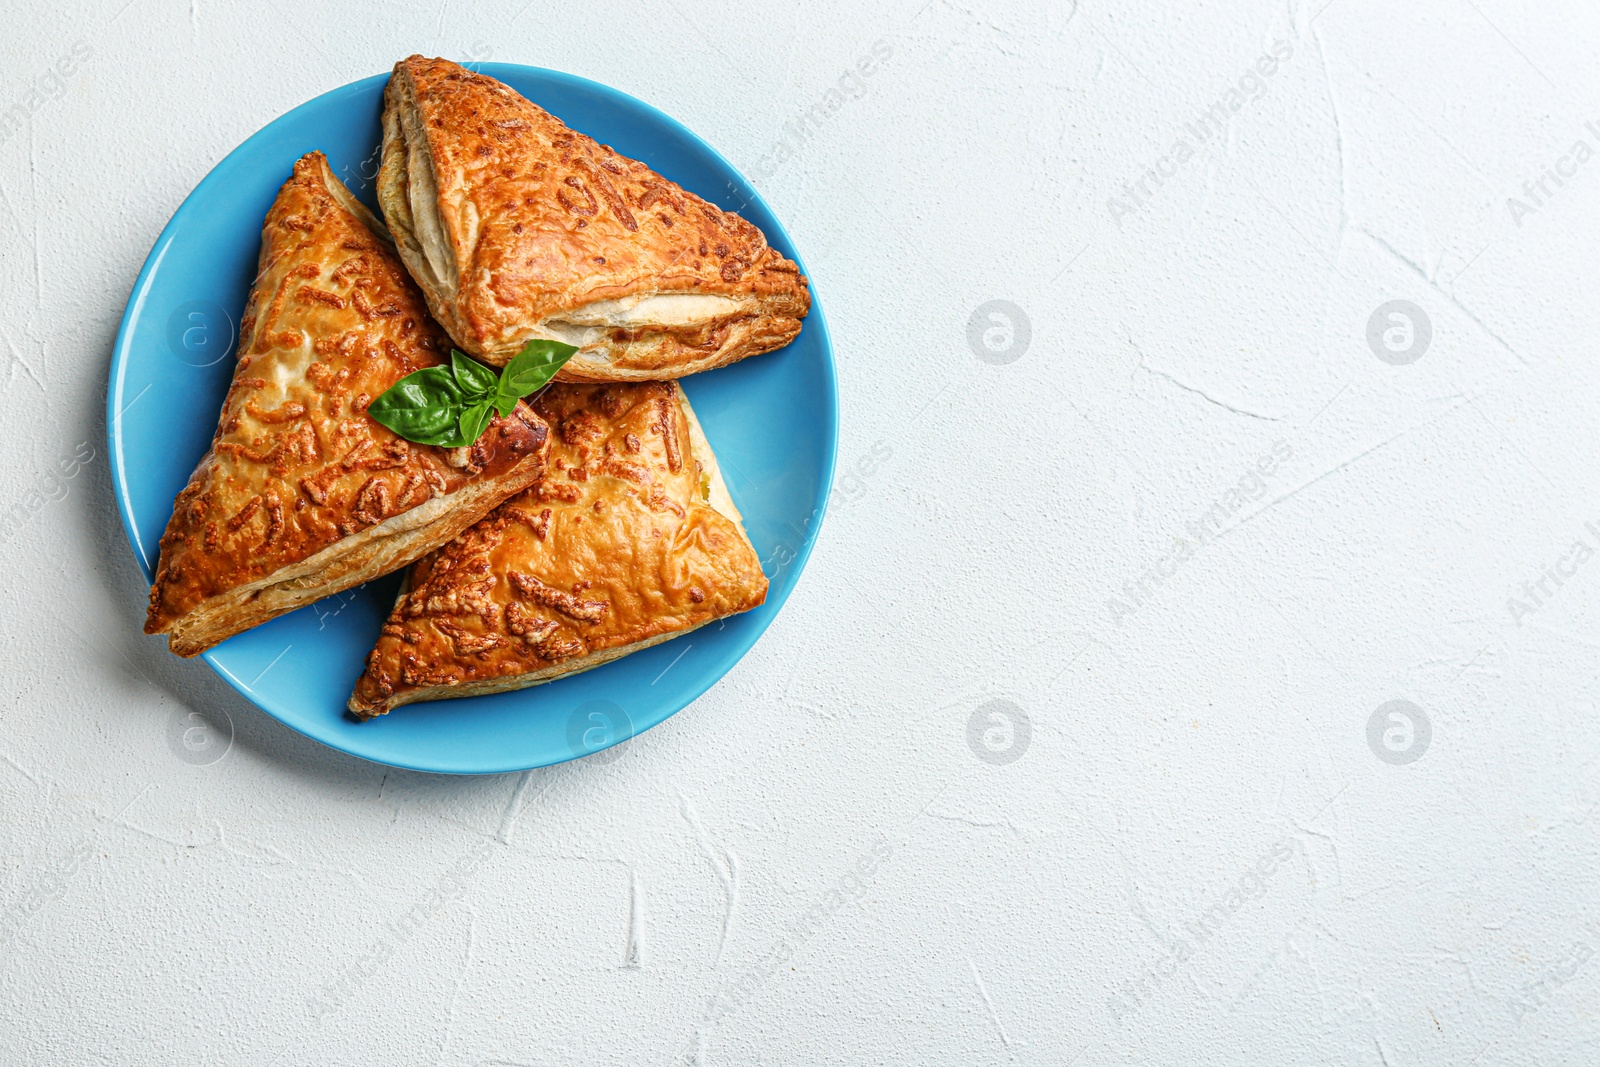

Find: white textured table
4;1;1599;1063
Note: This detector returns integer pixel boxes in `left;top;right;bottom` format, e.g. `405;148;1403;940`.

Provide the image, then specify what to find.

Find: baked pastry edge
157;459;545;657
344;382;765;718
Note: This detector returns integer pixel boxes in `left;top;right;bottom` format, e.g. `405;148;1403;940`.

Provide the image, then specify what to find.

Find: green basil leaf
367;366;467;446
496;338;579;410
457;398;495;448
451;349;498;399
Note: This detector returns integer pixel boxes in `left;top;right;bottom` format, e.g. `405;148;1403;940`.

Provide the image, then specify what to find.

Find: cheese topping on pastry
377;55;811;381
144;152;551;657
348;381;767;718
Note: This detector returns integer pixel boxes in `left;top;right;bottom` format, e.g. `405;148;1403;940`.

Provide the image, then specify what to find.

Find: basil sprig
367;340;578;448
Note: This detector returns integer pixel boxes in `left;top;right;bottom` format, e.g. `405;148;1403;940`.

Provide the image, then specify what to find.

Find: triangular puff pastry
349;381;768;718
378;56;811;380
145;152;551;657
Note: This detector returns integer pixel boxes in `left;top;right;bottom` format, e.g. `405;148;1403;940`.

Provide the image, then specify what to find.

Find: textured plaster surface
2;0;1600;1063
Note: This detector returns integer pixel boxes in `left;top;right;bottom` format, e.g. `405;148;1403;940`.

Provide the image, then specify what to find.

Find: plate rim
106;63;838;774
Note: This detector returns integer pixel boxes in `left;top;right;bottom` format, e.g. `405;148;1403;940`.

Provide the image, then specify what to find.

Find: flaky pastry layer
145;152;551;656
377;56;811;379
349;381;767;718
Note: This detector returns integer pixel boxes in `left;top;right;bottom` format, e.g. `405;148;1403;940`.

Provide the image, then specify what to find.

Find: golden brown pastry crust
377;56;811;379
144;152;551;657
348;381;768;718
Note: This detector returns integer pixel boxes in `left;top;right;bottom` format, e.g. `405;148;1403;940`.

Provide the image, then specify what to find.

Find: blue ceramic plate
108;65;836;774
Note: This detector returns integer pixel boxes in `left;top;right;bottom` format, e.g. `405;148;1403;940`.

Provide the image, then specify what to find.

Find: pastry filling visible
533;294;747;352
560;293;745;328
